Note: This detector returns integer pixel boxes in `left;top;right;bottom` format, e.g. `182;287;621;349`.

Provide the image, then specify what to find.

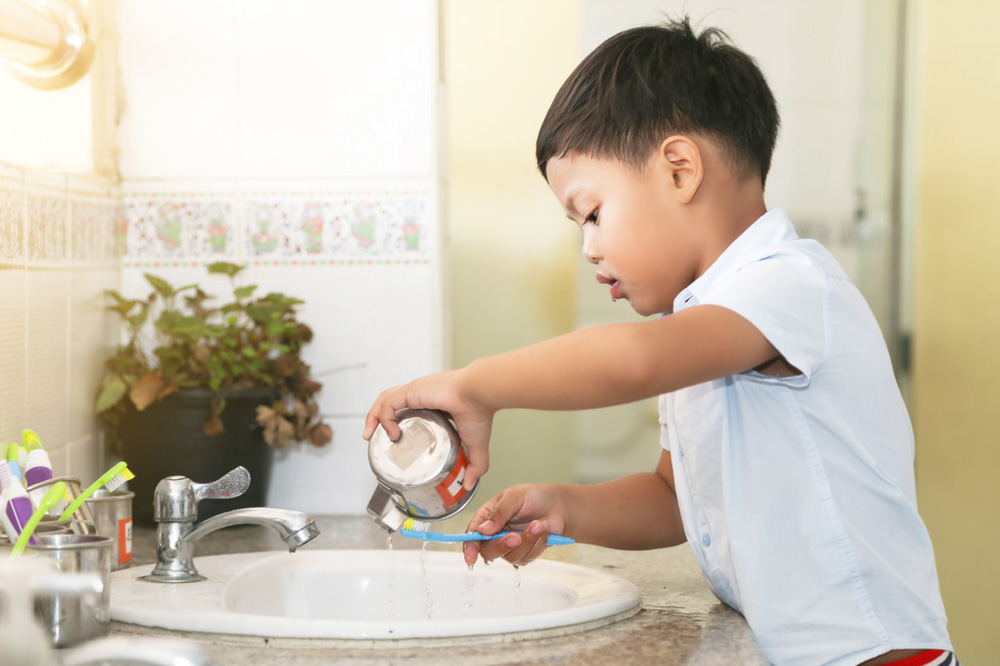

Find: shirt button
702;533;711;547
678;445;685;458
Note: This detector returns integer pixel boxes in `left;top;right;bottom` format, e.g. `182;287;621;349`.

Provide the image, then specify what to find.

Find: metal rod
887;0;909;377
0;0;63;65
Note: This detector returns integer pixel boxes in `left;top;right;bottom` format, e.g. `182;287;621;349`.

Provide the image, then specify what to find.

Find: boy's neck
691;170;768;279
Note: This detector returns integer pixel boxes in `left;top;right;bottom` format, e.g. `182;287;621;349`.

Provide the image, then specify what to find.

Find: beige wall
913;1;1000;662
443;1;582;501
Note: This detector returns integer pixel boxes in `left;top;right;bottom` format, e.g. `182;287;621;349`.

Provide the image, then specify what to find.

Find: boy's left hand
463;484;566;568
362;369;495;490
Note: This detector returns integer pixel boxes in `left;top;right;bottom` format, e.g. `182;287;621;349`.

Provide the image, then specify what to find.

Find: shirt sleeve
699;248;829;386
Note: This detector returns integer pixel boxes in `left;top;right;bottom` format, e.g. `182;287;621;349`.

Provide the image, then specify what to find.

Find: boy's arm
364;304;778;487
464;304;777;411
465;449;685;566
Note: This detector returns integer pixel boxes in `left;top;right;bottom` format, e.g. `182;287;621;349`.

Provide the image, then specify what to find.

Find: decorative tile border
0;164;24;263
122;187;432;265
70;176;123;265
26;172;68;263
124;195;238;262
0;164;120;268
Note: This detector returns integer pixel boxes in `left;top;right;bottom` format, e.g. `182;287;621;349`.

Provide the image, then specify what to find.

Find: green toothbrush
11;481;66;556
58;461;134;521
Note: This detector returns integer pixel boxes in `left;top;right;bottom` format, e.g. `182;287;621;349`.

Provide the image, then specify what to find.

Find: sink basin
110;549;640;644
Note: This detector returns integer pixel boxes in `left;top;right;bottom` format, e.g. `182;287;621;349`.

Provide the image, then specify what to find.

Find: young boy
363;19;954;666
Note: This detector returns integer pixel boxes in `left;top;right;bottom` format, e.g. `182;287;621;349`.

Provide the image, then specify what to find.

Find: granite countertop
115;515;767;665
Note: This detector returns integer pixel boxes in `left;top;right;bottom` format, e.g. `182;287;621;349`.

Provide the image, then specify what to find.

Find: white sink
110;549;640;643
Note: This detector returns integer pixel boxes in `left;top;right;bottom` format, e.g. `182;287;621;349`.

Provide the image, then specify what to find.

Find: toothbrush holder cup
26;476;96;525
27;533;113;648
85;489;134;570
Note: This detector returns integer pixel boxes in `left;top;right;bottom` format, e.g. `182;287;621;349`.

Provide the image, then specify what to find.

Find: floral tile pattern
122;189;431;265
72;198;121;264
123;196;238;262
0;171;24;263
27;187;68;263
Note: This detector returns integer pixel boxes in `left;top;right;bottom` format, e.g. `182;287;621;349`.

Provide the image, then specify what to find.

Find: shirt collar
672;207;798;313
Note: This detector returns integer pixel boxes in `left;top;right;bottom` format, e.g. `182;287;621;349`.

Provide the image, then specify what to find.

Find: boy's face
546;152;701;316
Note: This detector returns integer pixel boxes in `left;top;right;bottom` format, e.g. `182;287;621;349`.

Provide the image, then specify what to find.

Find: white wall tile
0;269;27;443
240;263;439;416
44;443;70;479
67;435;101;486
117;0;240;178
234;0;437;179
267;416;371;515
69;267;118;443
26;270;70;447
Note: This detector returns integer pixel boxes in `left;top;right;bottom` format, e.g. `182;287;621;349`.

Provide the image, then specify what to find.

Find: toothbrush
22;430;53;487
399;517;575;545
10;481;65;556
0;462;38;545
58;461;134;521
6;443;22;484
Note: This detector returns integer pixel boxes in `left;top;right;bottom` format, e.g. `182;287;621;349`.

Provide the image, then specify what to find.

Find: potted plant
96;261;332;524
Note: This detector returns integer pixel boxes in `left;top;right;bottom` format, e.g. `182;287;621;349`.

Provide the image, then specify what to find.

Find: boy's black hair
536;17;780;186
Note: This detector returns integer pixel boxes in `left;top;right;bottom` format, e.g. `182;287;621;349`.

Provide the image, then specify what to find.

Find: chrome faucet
144;466;320;583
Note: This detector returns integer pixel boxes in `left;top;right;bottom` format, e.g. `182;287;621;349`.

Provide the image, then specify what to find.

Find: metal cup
367;409;479;531
85;489;134;570
26;476;95;524
27;533;112;647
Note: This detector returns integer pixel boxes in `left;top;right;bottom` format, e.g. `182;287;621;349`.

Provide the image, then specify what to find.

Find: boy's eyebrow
563;189;584;220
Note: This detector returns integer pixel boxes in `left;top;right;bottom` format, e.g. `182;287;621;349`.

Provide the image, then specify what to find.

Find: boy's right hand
463;484;568;568
362;369;495;490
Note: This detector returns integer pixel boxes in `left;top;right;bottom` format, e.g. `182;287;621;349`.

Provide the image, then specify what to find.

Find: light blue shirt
659;207;951;665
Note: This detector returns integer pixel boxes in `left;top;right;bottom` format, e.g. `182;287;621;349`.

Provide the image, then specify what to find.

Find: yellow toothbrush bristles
22;429;43;450
104;466;134;492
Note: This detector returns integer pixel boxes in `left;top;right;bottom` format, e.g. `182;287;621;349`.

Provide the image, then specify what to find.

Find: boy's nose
582;229;601;264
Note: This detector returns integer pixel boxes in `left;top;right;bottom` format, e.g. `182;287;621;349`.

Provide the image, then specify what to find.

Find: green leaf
144;274;175;298
234;285;258;299
155;311;206;337
105;291;140;317
242;347;258;359
206;261;244;277
95;375;128;413
203;324;226;337
126;308;148;328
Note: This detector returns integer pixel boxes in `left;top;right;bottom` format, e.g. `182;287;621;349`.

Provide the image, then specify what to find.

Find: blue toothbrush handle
399;527;574;545
491;531;575;546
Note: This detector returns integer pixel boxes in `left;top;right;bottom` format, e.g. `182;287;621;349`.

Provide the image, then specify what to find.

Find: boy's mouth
596;273;621;302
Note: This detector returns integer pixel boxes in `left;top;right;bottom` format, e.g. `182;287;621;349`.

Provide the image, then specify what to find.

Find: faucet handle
191;466;251;503
153;466;251;523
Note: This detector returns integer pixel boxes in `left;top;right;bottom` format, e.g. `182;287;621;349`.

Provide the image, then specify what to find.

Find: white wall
0;0;120;485
115;0;442;514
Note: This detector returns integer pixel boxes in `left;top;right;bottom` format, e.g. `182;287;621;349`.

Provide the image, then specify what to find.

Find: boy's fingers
462;442;490;491
478;532;522;564
514;522;550;566
463;541;481;567
477;490;525;536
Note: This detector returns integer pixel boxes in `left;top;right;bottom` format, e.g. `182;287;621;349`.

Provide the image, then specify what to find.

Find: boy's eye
584;208;599;225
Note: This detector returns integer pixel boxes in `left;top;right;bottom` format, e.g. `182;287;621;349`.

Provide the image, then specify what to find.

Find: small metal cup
26;476;95;524
27;533;112;648
86;489;134;570
367;409;479;531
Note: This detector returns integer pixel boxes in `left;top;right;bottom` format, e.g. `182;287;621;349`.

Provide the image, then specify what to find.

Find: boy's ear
658;136;703;204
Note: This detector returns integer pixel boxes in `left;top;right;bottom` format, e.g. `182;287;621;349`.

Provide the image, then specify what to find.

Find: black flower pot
117;387;278;527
